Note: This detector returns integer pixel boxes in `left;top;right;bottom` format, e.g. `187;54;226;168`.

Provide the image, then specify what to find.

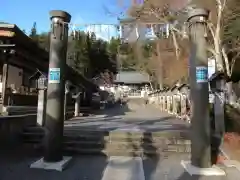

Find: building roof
114;71;150;84
177;83;189;91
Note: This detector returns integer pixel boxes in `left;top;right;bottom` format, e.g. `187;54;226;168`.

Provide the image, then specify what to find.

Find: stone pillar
167;96;170;112
1;49;10;110
74;89;80;117
180;95;187;117
164;95;167;111
64;82;70;121
44;10;71;162
169;95;173;114
160;96;163;110
173;95;176;115
176;95;181;116
187;9;211;168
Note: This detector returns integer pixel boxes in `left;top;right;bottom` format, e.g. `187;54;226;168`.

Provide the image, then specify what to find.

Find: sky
1;0;131;40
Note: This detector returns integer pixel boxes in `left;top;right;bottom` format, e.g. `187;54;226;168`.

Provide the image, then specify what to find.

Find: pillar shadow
126;132;139;157
104;103;131;118
141;132;159;180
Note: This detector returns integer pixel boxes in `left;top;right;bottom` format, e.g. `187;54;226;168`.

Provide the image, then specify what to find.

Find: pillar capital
187;8;209;23
50;10;71;23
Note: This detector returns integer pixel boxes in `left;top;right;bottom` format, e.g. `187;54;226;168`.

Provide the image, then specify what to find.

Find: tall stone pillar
30;10;72;172
181;8;225;176
44;10;71;162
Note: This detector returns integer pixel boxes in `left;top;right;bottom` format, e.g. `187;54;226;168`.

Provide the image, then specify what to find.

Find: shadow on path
103;103;132;118
142;131;160;180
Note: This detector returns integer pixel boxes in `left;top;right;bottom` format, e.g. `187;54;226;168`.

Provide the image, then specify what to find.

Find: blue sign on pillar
49;68;60;83
196;66;208;83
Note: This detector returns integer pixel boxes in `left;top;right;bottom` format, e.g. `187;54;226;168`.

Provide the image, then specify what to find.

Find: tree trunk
156;40;163;89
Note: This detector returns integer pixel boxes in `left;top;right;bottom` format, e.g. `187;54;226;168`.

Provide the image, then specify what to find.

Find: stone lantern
29;70;48;126
37;74;48;90
209;71;226;137
178;84;190;121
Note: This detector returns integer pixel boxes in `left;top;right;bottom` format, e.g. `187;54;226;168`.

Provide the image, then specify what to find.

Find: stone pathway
65;101;188;133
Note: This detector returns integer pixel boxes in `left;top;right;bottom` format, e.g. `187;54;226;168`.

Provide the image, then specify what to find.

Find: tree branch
207;22;215;39
221;46;231;76
171;28;180;60
230;51;240;75
207;46;217;56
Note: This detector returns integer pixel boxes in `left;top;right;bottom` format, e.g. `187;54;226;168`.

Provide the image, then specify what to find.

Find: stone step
63;147;190;157
22;131;190;145
24;141;190;157
23;138;191;151
22;126;191;156
23;127;189;140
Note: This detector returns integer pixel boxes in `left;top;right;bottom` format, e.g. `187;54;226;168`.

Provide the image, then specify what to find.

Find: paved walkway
66;100;188;132
0;99;240;180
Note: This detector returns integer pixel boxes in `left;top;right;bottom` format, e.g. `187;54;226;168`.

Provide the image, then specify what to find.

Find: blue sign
49;68;60;83
196;66;208;83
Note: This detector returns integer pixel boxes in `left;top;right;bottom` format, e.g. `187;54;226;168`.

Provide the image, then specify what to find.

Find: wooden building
0;22;98;113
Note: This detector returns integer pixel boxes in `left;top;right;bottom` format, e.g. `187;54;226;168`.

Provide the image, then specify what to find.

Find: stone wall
0;114;36;148
3;93;38;106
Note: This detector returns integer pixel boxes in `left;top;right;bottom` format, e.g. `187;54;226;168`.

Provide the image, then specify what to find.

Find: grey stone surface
0;149;239;180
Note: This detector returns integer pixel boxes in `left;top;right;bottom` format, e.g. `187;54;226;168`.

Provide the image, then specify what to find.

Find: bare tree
127;0;189;60
190;0;240;104
103;0;190;88
128;0;190;88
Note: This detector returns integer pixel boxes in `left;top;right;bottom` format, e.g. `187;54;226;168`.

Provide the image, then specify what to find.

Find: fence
147;84;191;123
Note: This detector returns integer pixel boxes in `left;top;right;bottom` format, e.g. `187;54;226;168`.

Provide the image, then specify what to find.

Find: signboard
196;66;208;83
49;68;60;83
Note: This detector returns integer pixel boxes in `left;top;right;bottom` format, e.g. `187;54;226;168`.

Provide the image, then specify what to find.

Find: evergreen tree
34;28;120;79
29;22;38;42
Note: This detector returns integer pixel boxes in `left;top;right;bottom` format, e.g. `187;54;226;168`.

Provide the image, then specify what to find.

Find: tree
67;29;118;81
190;0;240;103
30;22;118;83
124;0;190;87
38;32;50;51
222;0;240;80
29;22;38;42
127;0;240;87
68;31;91;76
